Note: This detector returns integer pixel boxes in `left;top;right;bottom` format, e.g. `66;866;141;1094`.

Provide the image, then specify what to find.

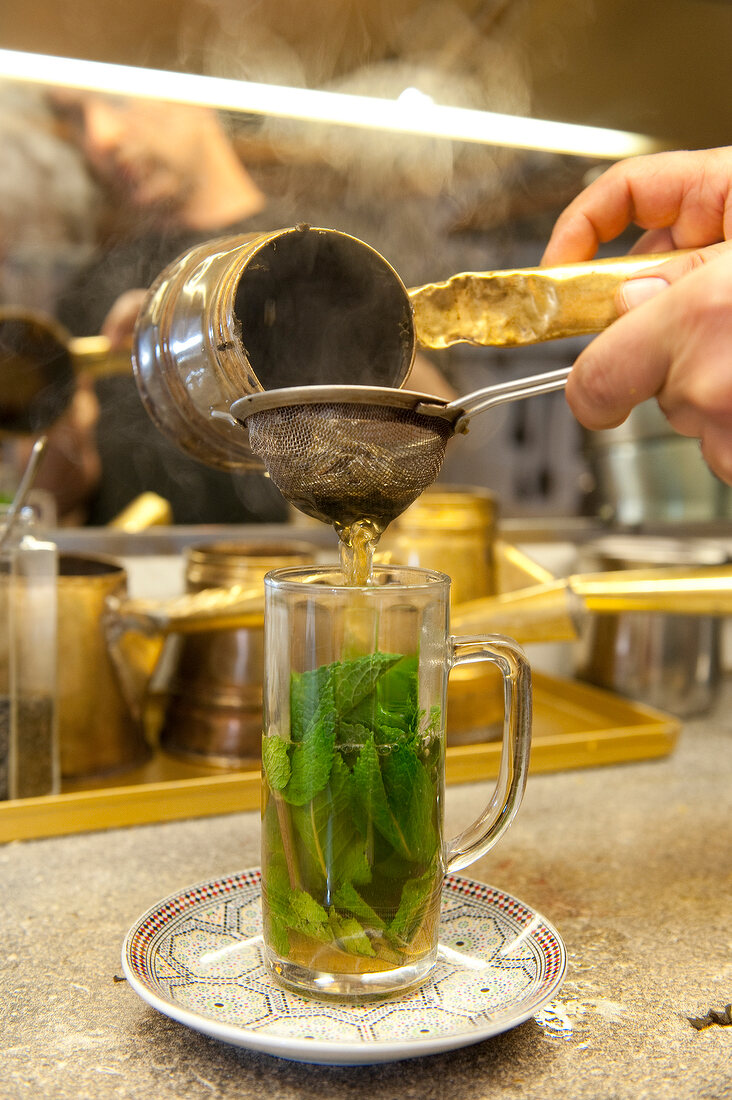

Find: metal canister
575;536;727;717
583;399;732;524
378;486;498;604
157;539;317;767
132;228;414;473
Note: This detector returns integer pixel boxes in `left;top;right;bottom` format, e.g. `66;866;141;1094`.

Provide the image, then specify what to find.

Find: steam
177;0;559;291
0;82;100;309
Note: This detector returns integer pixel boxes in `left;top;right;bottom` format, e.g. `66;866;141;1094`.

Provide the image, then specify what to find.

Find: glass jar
0;506;58;800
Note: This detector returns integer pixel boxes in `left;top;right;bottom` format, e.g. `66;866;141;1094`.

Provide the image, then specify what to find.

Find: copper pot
156;539;318;766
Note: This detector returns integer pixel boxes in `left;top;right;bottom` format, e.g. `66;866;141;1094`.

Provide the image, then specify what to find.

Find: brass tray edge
0;675;681;843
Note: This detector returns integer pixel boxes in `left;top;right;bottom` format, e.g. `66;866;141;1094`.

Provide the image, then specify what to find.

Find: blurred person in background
0;83;100;312
43;90;453;526
0;84;101;520
46;91;292;526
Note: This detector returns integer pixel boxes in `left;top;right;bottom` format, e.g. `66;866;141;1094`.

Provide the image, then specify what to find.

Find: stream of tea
336;517;383;586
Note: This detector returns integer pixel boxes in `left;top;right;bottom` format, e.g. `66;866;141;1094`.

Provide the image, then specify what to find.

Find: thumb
617;241;732;313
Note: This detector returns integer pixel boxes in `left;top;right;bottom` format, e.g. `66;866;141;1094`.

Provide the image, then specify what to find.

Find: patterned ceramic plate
121;868;566;1065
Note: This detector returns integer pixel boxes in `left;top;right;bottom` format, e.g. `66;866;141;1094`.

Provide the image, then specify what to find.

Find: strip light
0;48;663;159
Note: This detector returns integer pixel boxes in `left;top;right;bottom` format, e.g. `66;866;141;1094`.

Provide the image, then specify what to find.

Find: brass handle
102;584;265;723
451;563;732;643
106;583;265;637
107;492;173;531
571;563;732;614
69;334;134;378
409;251;687;349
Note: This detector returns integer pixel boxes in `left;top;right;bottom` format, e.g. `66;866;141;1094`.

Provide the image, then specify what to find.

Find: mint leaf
335;720;372;750
291;755;372;892
291;664;332;742
262;736;291;791
376;654;419;715
283;678;336;805
381;743;439;865
388;867;440;946
332;881;386;932
332;653;402;713
351;734;410;858
289;889;330;938
261;857;294;953
328;910;375;957
347;655;421;739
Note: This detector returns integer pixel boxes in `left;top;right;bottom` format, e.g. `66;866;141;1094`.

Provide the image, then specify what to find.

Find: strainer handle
444;634;532;872
433;366;572;433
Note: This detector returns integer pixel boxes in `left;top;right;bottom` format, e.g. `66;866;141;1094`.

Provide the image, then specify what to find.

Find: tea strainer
225;367;570;530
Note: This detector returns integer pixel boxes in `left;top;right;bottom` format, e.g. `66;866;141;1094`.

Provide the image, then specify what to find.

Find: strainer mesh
246;402;452;528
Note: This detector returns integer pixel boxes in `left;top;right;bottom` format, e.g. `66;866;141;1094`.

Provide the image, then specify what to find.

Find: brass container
158;540;317;767
378;486;501;743
378;486;498;605
58;553;151;780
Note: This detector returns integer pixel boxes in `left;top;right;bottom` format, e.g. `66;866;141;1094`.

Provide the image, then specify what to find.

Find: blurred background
1;0;731;525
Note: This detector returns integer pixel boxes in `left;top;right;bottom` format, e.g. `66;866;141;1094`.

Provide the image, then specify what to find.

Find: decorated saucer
122;868;566;1065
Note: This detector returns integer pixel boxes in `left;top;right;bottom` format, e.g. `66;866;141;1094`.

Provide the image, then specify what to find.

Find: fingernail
619;276;669;311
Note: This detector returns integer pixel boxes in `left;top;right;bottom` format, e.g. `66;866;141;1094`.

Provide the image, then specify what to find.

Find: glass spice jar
0;506;58;800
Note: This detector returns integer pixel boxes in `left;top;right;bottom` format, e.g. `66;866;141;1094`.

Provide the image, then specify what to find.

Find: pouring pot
132;226;680;473
156;539;317;766
0;308;127;434
57;553;151;780
451;538;731;717
103;538;318;766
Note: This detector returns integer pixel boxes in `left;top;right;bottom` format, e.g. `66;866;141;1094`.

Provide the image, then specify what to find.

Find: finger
698;423;732;486
617;242;732;313
542;148;732;265
566;303;673;429
628;228;677;253
570;255;732;431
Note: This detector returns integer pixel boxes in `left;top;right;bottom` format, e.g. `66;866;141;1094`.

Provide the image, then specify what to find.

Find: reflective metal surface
132;227;415;471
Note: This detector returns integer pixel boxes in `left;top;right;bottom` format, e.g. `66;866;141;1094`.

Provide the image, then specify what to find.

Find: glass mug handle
445;635;532;872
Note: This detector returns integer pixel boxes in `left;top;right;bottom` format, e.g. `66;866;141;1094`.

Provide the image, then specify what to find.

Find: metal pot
102;538;319;768
0;308;128;434
157;539;317;766
132;227;415;471
451;537;732;718
584;400;732;524
574;537;727;717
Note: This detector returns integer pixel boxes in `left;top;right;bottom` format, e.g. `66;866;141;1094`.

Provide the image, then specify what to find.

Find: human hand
542;147;732;264
541;148;732;484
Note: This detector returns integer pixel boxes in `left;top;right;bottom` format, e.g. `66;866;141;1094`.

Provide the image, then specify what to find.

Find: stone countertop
2;687;731;1100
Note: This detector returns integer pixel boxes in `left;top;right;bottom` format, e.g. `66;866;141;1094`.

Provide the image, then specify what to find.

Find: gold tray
0;672;680;843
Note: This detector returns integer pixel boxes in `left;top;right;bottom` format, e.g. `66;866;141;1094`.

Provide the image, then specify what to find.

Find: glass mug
260;564;532;999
